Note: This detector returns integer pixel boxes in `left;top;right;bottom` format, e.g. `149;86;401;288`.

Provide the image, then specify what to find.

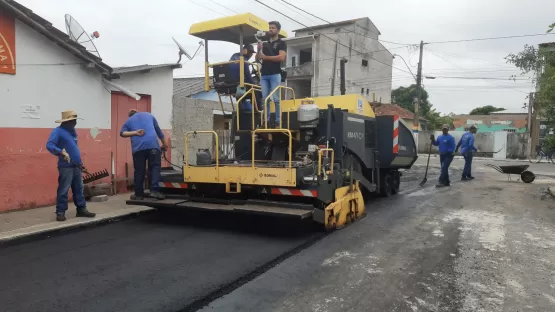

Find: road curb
0;207;155;247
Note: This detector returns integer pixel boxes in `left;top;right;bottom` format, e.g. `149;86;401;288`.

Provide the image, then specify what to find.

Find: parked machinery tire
391;170;401;195
521;170;535;183
380;171;393;197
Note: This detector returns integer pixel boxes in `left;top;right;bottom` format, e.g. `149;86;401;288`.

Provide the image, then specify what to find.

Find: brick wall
171;96;234;165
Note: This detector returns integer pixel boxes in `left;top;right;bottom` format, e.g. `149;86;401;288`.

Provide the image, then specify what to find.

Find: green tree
391;84;432;117
469;105;506;115
391;85;454;130
505;23;555;123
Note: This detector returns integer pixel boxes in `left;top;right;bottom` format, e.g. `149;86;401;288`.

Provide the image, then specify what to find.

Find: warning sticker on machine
357;98;363;113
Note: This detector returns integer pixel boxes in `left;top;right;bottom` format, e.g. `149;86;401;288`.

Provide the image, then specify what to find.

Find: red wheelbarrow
485;164;536;183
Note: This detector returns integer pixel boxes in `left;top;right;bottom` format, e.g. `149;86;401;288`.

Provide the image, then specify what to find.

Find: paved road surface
201;165;555;312
0;169;429;312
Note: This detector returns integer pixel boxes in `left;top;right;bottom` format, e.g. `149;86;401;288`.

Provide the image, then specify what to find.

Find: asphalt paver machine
127;13;418;231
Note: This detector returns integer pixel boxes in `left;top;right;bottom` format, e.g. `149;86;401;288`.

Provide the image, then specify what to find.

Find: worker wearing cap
120;109;168;200
456;125;478;180
46;110;96;221
430;124;456;187
230;44;262;111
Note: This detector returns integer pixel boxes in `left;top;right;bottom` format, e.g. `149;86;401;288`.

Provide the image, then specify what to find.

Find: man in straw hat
430;124;456;188
120;109;168;200
46;110;97;222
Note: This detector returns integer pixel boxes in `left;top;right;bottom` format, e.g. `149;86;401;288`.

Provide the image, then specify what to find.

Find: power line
425;47;529;94
187;0;227;17
427;76;531;81
206;0;239;14
428;32;555;44
252;0;414;76
277;0;412;46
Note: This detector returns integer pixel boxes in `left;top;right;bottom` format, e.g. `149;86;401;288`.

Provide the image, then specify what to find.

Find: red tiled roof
373;104;426;121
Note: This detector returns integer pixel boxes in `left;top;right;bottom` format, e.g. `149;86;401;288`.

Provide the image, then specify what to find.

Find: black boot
76;208;96;218
56;214;66;222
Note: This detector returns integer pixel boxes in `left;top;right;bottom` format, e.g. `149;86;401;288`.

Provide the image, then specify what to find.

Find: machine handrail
251;129;293;180
262;86;297;129
185;131;220;170
317;148;335;176
235;87;258;131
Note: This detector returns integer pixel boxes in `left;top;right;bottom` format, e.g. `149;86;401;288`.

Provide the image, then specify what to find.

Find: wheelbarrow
484;164;536;183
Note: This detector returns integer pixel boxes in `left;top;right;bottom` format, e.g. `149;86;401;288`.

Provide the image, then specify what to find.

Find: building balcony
285;62;314;78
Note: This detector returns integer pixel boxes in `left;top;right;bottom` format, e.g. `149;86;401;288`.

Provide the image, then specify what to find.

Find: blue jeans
133;148;162;196
439;153;454;184
260;74;281;124
462;152;473;178
56;167;87;215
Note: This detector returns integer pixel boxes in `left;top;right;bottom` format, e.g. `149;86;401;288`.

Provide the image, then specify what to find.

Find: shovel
420;142;433;186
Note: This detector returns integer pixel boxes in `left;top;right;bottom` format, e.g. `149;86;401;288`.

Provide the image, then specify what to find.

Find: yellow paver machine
127;13;418;231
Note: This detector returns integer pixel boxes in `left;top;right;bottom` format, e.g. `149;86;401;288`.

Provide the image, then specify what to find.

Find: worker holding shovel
46;110;96;222
430;124;456;188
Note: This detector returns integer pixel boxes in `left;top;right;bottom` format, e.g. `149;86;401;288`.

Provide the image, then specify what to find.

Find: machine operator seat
212;64;239;96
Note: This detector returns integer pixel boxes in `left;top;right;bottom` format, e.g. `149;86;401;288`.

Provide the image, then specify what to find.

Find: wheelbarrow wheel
521;171;535;183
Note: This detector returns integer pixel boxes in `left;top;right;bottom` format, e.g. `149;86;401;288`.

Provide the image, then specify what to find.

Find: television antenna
172;37;204;64
65;14;101;58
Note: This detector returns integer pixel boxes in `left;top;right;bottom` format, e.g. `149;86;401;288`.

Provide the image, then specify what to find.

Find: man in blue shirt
430;124;456;187
229;44;255;85
456;125;478;180
46;110;96;222
120;110;168;200
230;44;263;112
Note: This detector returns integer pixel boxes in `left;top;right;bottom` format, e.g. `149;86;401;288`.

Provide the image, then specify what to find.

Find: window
292;56;297;67
362;59;368;67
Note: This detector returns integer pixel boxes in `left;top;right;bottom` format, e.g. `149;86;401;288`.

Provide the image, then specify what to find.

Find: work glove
430;134;435;141
61;149;71;163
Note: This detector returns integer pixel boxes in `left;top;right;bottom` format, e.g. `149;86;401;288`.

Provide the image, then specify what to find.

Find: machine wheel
391;170;401;194
380;171;393;197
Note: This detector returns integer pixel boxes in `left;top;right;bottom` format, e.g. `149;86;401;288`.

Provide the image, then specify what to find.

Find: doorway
111;92;151;194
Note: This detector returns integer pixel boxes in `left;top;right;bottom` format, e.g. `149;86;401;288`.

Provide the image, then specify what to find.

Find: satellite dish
172;37;204;64
65;14;101;58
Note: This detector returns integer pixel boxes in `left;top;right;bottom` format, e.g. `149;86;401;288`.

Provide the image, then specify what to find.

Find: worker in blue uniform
46;110;96;222
456;125;478;180
430;124;456;187
120;109;168;200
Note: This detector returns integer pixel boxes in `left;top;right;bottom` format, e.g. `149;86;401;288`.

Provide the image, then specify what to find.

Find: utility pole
414;40;424;145
330;42;338;96
340;58;348;95
527;92;534;158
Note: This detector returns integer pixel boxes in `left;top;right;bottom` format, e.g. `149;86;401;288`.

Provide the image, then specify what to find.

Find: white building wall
293;19;393;103
0;19;110;129
111;68;174;129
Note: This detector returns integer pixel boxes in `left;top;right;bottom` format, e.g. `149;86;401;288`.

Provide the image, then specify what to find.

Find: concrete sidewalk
0;194;153;244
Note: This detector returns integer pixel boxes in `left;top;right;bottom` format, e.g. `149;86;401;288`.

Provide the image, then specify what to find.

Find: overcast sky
19;0;555;115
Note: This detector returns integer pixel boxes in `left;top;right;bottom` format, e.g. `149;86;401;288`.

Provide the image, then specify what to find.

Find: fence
417;131;530;160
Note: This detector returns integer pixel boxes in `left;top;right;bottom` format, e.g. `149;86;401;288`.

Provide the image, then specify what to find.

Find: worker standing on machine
430;124;456;187
230;44;262;111
46;110;96;222
456;125;478;181
120;109;168;200
256;20;287;128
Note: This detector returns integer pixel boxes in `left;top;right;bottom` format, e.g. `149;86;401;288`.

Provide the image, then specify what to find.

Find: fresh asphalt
0;166;444;312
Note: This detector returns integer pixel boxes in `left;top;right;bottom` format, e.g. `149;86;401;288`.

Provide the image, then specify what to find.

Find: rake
82;169;110;184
